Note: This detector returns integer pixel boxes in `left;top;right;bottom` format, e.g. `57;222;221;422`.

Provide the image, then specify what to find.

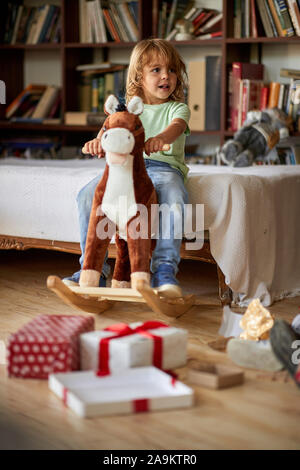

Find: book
277;83;285;108
166;0;178;38
188;60;206;131
110;3;130;41
31;85;60;119
26;6;44;44
6;84;46;119
98;75;105;111
196;12;223;34
65;111;106;126
32;4;50;44
117;2;139;41
274;0;295;35
205;56;222;131
240;79;264;126
38;5;59;43
78;75;92;112
256;0;274;36
260;85;269;109
196;31;222;39
286;0;300;35
230;62;264;131
79;0;88;43
267;0;285;35
264;0;280;35
92;78;99;112
250;0;258;37
94;0;107;43
268;81;281;107
280;68;300;78
79;64;127;77
102;8;121;42
87;112;106;126
10;5;23;44
234;0;242;38
76;62;113;71
115;3;134;41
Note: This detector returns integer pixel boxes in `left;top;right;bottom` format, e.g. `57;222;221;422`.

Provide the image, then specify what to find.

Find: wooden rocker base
46;276;196;317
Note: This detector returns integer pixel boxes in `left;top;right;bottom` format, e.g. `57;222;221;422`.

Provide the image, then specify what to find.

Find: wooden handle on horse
81;143;170;155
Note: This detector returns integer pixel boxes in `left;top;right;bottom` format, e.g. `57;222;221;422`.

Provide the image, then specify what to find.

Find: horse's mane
115;103;127;112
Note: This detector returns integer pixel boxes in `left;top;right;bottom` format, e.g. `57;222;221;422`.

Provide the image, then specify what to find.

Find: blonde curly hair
126;38;188;103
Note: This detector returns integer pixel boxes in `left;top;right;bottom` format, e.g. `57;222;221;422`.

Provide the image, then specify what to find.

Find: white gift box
49;366;194;418
79;321;188;374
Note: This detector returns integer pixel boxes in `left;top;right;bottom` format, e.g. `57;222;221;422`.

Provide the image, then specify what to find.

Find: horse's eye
135;124;140;130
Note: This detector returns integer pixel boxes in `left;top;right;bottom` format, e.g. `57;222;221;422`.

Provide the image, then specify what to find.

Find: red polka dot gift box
7;315;94;379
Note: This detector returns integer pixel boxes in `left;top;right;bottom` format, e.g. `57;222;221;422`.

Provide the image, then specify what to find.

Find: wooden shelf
0;121;224;136
226;36;300;44
1;0;299;147
0;121;100;132
0;43;61;49
170;39;223;46
65;42;137;48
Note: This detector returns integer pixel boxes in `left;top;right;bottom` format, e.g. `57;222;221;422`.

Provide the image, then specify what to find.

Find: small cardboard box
49;366;194;418
187;362;244;389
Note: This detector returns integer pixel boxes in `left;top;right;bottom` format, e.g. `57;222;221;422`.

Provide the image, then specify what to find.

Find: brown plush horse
79;95;157;290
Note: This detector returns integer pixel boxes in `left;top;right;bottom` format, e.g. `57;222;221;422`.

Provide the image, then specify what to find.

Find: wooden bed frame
0;234;232;306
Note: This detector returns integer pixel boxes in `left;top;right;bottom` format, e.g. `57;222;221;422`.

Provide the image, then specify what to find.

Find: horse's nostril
104;134;107;138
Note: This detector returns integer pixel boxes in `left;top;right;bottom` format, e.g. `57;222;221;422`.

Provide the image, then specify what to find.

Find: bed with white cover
1;157;300;307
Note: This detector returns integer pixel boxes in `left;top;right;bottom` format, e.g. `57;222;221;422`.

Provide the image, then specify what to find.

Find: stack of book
229;62;265;131
6;84;62;124
228;64;300;132
276;144;300;164
3;3;61;44
159;1;222;40
79;0;139;43
233;0;300;39
76;62;128;114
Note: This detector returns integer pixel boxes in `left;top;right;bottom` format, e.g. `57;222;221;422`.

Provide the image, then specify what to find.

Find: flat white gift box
80;321;188;373
49;366;194;418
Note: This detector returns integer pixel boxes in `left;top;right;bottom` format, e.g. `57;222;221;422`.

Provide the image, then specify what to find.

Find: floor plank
0;249;299;450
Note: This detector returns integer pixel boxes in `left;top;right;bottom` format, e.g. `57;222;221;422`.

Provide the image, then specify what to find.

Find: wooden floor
0;249;300;450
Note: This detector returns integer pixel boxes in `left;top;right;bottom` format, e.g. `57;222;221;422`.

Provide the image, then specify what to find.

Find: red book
102;9;121;42
193;11;216;33
192;11;206;26
241;79;264;126
230;62;264;131
260;86;269;109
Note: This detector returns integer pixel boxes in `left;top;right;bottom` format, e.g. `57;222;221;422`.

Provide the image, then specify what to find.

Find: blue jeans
77;159;188;277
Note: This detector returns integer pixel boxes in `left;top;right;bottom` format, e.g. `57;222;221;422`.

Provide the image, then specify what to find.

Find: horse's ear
104;95;119;115
127;96;144;115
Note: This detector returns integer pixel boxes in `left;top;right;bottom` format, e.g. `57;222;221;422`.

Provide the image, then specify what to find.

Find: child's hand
144;137;170;156
82;138;102;157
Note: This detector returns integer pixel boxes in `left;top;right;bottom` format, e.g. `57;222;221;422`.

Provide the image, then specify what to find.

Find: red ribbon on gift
133;398;149;413
96;321;169;376
63;387;68;406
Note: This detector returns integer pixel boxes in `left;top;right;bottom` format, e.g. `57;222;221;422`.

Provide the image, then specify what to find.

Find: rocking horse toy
47;95;196;317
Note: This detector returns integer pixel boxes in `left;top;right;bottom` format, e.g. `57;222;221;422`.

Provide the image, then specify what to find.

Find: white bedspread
1;157;300;306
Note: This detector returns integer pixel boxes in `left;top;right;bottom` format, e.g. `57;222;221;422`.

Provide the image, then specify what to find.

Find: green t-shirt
140;101;191;182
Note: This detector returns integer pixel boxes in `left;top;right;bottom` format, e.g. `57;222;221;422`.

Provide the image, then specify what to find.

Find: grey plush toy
220;107;293;167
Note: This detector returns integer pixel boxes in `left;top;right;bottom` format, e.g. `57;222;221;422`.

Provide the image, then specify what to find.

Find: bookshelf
1;0;300;149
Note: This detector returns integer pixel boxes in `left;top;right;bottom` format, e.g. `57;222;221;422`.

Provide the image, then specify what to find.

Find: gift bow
96;321;169;376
